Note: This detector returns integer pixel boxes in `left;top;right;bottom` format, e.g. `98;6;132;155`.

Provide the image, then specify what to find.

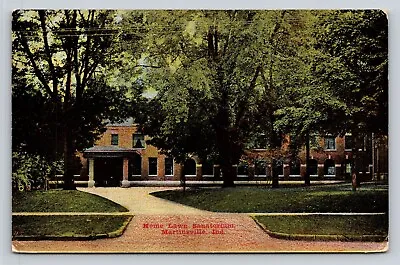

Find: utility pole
372;133;375;182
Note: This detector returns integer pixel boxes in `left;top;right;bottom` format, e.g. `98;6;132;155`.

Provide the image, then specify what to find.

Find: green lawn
151;183;388;213
12;215;132;239
12;190;131;239
254;215;388;240
12;190;129;212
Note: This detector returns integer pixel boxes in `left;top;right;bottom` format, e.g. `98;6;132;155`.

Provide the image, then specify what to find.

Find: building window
202;160;214;176
165;157;174;176
324;159;335;175
254;134;268;149
310;134;319;149
131;154;142;176
308;159;318;175
255;160;266;176
345;135;353;150
290;159;301;175
237;161;248;177
133;134;145;148
344;159;352;174
184;159;196;176
275;160;284;176
324;136;336;150
149;157;157;176
111;134;119;145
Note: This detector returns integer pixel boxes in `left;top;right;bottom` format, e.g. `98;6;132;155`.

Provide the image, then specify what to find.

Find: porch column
213;165;221;179
283;164;290;180
267;164;273;179
335;164;342;179
88;158;95;188
122;158;130;188
196;164;203;180
248;164;255;180
318;164;324;178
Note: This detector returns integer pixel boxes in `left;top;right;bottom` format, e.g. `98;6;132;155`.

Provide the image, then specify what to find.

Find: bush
12;152;64;191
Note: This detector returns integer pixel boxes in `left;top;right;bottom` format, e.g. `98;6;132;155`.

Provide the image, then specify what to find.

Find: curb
13;216;133;241
251;216;388;242
12;212;133;216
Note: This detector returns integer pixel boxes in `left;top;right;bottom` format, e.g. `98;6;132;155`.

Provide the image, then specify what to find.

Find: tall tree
312;10;388;183
274;10;387;185
12;10;136;189
137;10;306;186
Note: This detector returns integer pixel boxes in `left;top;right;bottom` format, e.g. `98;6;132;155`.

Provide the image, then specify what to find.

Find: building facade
78;119;377;187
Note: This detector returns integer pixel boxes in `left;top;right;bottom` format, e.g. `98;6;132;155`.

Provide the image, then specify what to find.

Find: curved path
12;187;388;253
80;187;210;215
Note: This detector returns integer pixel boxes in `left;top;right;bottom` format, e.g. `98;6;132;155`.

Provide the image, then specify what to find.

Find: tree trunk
63;125;76;190
221;164;235;187
351;131;362;188
180;164;186;192
304;132;311;186
271;159;279;188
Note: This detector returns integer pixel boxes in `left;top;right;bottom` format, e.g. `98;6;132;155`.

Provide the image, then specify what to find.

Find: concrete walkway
12;187;388;253
79;187;210;215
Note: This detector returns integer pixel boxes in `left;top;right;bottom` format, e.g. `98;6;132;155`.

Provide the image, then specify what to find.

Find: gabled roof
83;145;137;158
105;117;135;127
84;145;133;152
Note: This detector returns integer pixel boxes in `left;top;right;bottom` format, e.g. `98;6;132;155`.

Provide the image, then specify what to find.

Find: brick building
79;119;379;187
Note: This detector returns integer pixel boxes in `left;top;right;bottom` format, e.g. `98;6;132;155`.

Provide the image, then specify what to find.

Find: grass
151;183;388;213
12;190;129;212
254;215;388;240
12;215;132;239
12;190;132;239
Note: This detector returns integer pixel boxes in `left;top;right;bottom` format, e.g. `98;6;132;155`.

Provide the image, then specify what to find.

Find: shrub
12;152;64;191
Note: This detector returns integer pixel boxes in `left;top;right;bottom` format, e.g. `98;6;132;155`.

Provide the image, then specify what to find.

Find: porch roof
83;145;137;158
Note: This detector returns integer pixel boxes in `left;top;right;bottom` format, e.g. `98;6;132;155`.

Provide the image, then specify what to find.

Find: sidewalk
12;187;388;253
13;213;387;253
79;187;209;215
12;212;386;216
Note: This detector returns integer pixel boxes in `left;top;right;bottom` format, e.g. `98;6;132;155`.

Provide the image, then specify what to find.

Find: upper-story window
345;135;353;150
111;134;119;145
133;134;145;148
310;134;319;149
324;136;336;150
254;133;268;149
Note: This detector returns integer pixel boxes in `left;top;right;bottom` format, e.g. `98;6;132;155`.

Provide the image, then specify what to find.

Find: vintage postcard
11;9;388;253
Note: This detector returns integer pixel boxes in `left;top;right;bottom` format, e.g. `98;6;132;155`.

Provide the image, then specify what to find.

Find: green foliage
12;10;137;152
12;67;61;160
313;10;388;134
151;183;388;213
12;190;129;212
12;10;144;188
272;10;388;175
12;10;387;187
255;215;388;238
12;215;131;239
138;11;307;169
12;152;63;191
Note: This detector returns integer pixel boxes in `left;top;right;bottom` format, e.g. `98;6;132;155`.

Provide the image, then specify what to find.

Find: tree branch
134;64;162;68
63;10;73;108
16;32;53;97
80;11;94;81
38;10;58;95
235;65;262;126
69;11;83;101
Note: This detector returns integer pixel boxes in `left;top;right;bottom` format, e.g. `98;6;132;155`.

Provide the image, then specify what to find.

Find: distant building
77;119;385;187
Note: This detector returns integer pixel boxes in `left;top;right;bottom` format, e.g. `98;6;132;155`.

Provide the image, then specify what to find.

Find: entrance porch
84;146;137;188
